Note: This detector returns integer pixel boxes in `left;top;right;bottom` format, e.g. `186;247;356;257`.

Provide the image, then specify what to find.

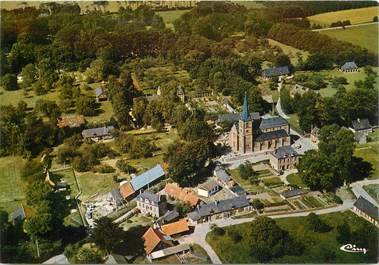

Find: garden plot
119;213;154;231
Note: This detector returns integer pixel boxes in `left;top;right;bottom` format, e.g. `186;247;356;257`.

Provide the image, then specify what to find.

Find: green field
308;6;379;26
157;10;189;30
288;114;301;133
207;211;378;263
268;39;310;66
0;156;26;213
354;129;379;180
320;24;378;54
287;173;307;188
261;177;284;187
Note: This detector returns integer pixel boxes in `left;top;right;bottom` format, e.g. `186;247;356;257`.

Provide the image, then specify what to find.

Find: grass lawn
354;129;379;179
308;6;379;26
0;87;60;108
228;169;265;193
301;196;324;208
316;67;378;98
268;39;310;65
206;211;378;263
363;184;379;203
119;214;153;231
287;173;307;188
288;114;301;133
157;10;189;30
320;24;379;54
76;171;117;201
0;156;26;213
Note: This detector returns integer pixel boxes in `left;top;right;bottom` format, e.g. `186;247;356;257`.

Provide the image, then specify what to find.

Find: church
228;94;291;154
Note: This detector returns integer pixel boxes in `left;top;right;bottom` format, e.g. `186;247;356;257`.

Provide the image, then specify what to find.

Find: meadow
156;9;189;30
307;6;379;26
207;211;378;264
320;24;378;54
268;39;310;66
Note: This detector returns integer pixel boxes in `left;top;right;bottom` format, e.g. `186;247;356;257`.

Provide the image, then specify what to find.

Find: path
312;21;378;32
351;178;379;207
275;80;290;119
179;197;354;264
43;254;69;264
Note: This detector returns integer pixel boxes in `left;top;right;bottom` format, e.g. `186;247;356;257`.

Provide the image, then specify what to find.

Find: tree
132;97;147;127
275;54;291;68
20;64;37;88
1;73;18;90
35;99;61;121
238;162;256;180
115;159;136;174
90;217;124;253
336;222;351;244
76;96;97;116
178;119;215;143
251;199;264;210
175;202;192;217
305;213;330;232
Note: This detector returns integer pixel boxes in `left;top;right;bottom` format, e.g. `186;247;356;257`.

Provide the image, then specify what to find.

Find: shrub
1;73;18;90
116;159;137;174
252;199;264;210
227;230;242;242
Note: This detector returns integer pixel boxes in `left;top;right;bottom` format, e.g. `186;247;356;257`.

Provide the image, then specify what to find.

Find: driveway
180;198;355;264
275;81;290;119
351;178;379;207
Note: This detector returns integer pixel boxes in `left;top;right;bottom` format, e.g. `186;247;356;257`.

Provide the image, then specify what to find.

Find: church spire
240;92;251;121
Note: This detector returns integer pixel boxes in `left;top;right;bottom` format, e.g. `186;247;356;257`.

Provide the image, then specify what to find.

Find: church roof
259;116;288;130
255;129;289;142
240;93;251;122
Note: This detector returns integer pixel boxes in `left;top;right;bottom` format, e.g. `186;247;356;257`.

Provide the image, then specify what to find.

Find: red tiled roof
120;183;135;199
143;227;164;254
165;183;199;207
161;219;189;236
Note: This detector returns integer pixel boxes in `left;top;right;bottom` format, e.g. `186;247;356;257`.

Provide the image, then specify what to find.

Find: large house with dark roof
262;66;290;79
340;61;359;72
349;118;372;144
136;191;167;218
228;94;290;154
82;126;114;141
269;146;299;172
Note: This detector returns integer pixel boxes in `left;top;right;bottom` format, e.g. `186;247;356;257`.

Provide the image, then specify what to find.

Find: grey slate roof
188;196;250;221
82;126;114;138
137;191;161;205
255;129;289;142
110;188;124;207
157;209;179;224
354;196;378;221
272;146;298;159
281;188;306;198
217;112;260;123
259;116;288;130
214;166;231;183
341;61;358;70
95;87;105;97
198;180;219;192
262;66;290;77
352;118;371;131
240;93;251;122
131;164;165;191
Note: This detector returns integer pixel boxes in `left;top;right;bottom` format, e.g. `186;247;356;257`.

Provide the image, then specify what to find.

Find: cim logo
340;244;368;254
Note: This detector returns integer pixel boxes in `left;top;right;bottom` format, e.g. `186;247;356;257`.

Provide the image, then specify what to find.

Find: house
109;188;124;208
160;219;190;237
290;84;309;98
176;85;185;102
213;165;234;187
187;196;252;225
262;66;290;79
352;196;378;227
81;126;114;141
269;146;299;172
95;87;107;102
340;61;359;72
280;188;306;199
164;183;199;207
142;227;174;255
57;115;85;128
12;204;36;225
136;191;167;218
197;179;220;198
120;165;166;200
349;118;372;144
157;209;180;225
229;94;290;154
311;126;320;144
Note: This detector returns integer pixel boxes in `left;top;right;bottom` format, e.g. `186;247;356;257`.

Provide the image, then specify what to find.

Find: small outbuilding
340;61;359;72
262;66;290;79
197;179;220;198
95;87;107;102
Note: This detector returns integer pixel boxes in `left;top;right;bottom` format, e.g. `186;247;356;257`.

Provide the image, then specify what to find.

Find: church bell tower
238;93;254;153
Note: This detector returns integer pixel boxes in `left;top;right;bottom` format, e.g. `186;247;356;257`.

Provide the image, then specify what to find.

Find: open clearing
157;10;189;30
0;156;26;213
268;39;310;65
307;6;379;26
207;211;378;263
320;24;378;54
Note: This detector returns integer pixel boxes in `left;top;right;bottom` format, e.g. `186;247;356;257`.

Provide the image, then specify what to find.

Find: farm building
197;179;220;198
340;61;359;72
81;126;114;141
213;165;233;187
262;66;290;79
164;182;199;207
352;196;378;227
187;196;252;225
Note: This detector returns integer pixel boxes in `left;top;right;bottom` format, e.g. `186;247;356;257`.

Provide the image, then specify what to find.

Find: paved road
312;21;378;32
180;197;355;264
43;254;69;264
275;81;290;119
351;178;379;207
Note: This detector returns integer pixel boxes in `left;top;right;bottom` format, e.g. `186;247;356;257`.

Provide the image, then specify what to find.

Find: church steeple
240;92;251;121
